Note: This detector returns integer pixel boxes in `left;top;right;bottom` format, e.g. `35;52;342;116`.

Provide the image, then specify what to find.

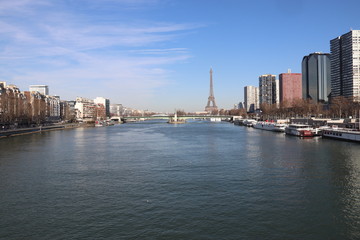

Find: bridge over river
121;115;233;122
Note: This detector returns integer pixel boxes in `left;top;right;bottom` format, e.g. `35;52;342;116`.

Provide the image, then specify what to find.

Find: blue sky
0;0;359;112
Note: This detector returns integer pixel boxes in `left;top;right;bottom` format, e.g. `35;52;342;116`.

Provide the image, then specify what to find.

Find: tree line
259;97;360;120
176;96;360;120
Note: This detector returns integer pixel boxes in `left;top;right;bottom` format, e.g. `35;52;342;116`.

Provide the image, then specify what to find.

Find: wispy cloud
129;48;189;55
0;0;202;109
0;0;50;13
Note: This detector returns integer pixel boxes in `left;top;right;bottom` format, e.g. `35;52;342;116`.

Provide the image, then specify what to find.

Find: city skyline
1;0;360;112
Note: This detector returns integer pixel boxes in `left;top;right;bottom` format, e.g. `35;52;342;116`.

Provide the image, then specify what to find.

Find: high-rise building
259;74;279;106
330;30;360;100
302;52;331;103
279;70;302;106
244;86;259;112
237;102;244;109
110;103;123;116
29;85;49;95
94;97;110;117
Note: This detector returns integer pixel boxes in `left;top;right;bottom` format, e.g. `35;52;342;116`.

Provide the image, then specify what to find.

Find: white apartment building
75;97;95;121
94;97;110;117
244;86;259;112
45;95;61;120
29;85;49;95
110;103;123;116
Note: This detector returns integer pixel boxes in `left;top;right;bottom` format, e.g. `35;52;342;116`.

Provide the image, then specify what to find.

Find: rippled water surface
1;121;360;239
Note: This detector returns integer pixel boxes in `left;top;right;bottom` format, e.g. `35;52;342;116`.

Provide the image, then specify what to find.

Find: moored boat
285;124;320;137
210;118;221;122
253;121;287;132
322;126;360;142
242;119;257;127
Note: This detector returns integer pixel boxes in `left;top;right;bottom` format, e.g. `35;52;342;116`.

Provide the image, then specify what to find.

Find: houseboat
253;121;287;132
322;127;360;142
285;124;320;137
210;118;222;122
242;119;257;127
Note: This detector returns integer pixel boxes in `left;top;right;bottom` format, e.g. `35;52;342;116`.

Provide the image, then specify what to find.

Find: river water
1;121;360;239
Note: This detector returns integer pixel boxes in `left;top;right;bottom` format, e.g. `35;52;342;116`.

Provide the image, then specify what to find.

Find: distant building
23;90;47;124
67;100;76;110
244;86;259;112
330;30;360;100
259;74;279;106
74;97;95;121
0;83;68;125
95;103;107;120
29;85;49;95
238;102;244;109
204;68;218;113
195;111;209;115
302;52;331;103
45;95;61;121
110;104;123;116
279;70;302;106
94;97;110;117
62;100;76;121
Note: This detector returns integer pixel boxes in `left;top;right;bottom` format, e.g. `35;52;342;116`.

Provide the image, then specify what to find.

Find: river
1;121;360;239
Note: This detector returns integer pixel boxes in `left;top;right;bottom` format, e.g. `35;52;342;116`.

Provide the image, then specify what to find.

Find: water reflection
326;141;360;238
240;127;360;239
1;123;360;239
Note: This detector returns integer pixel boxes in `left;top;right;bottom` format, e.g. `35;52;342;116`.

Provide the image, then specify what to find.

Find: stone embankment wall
0;124;81;138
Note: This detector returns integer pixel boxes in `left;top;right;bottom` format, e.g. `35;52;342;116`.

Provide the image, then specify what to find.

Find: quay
0;124;80;138
233;117;360;142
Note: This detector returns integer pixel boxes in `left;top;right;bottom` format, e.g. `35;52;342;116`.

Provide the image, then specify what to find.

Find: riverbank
0;123;81;138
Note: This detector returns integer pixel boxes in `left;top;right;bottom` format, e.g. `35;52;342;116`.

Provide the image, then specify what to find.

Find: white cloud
0;0;203;110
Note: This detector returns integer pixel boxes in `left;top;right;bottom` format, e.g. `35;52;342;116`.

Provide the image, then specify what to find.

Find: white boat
253;121;287;132
322;126;360;142
242;119;257;127
285;124;319;137
210;118;221;122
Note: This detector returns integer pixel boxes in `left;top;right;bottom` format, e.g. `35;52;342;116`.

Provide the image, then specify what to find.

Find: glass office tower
302;53;331;103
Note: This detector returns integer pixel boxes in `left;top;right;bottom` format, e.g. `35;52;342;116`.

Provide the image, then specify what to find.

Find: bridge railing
122;115;232;119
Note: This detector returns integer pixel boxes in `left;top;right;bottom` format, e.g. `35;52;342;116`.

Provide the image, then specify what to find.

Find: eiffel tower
205;67;218;112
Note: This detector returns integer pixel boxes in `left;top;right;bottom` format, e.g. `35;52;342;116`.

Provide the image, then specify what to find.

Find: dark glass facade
302;53;331;103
